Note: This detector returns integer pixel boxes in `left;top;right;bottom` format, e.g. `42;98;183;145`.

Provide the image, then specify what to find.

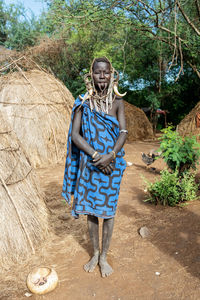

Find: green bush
159;126;200;174
145;169;198;206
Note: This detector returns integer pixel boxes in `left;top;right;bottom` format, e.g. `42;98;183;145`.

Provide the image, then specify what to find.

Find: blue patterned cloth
62;97;126;219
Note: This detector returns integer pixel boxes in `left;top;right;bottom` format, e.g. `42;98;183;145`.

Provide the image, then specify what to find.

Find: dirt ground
1;140;200;300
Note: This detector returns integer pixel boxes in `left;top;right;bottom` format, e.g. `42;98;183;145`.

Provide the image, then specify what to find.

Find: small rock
139;226;150;238
155;272;160;276
25;292;32;297
127;161;133;167
175;252;179;255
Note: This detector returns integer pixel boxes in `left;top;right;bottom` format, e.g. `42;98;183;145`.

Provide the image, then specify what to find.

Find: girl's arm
71;107;96;157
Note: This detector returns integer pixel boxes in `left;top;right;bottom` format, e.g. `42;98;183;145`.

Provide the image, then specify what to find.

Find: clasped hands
92;152;114;175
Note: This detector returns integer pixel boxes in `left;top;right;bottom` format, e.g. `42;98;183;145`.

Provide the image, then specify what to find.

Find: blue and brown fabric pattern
62;97;126;219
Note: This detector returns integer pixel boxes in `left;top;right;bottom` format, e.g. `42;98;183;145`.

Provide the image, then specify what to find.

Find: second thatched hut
177;102;200;139
124;101;154;141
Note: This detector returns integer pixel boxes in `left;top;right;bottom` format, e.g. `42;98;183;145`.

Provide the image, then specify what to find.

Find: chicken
141;149;162;167
141;152;156;166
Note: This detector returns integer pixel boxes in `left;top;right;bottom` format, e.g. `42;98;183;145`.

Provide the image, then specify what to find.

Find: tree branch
136;0;158;15
177;0;200;36
130;26;175;47
195;0;200;18
187;61;200;79
169;1;178;71
157;25;186;43
175;38;184;81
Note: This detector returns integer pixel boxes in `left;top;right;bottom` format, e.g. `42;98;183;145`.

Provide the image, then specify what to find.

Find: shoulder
74;96;82;106
72;97;83;113
115;96;125;105
114;96;125;110
115;96;123;101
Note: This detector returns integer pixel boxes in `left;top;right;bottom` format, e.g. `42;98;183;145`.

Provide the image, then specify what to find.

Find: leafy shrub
145;169;198;206
159;126;200;174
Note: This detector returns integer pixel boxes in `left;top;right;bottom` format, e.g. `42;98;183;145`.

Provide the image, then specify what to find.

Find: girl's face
92;62;111;92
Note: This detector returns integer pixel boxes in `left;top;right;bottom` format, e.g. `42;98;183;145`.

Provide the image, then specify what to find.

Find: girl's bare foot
84;253;99;272
99;255;113;277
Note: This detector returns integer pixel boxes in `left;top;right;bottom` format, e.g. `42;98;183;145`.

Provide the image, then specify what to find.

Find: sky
5;0;47;17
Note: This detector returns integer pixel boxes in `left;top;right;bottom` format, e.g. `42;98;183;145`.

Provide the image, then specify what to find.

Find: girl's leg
84;215;100;272
99;217;114;277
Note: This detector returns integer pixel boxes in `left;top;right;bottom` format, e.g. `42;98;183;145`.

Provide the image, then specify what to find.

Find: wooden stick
0;56;25;72
0;130;12;134
5;168;32;186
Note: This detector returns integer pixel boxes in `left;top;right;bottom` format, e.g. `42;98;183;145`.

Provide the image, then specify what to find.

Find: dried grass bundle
124;101;154;141
0;38;64;67
0;112;48;269
177;102;200;139
0;62;74;167
0;38;70;75
26;37;65;61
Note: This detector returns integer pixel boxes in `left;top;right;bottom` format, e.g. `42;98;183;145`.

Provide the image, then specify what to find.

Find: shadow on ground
43;180;92;256
133;163;161;175
119;199;200;280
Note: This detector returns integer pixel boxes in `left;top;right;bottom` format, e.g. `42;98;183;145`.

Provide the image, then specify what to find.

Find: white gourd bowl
27;267;58;295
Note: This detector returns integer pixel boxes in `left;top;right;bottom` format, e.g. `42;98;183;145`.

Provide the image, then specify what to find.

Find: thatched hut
0;112;48;268
124;101;154;141
177;102;200;139
0;69;74;168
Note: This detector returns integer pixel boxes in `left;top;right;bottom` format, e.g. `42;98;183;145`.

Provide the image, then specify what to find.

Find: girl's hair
92;57;111;72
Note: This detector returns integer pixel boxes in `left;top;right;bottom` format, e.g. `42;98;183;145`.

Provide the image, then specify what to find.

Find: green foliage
144;125;200;207
125;70;200;128
0;0;7;44
159;126;200;174
145;169;198;206
1;0;200;120
158;72;200;126
0;0;41;50
145;92;160;110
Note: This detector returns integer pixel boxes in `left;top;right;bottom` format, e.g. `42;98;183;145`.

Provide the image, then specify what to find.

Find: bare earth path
1;141;200;300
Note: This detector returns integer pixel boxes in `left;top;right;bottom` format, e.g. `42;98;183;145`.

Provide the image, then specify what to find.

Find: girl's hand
92;153;115;175
92;153;114;169
101;163;114;175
